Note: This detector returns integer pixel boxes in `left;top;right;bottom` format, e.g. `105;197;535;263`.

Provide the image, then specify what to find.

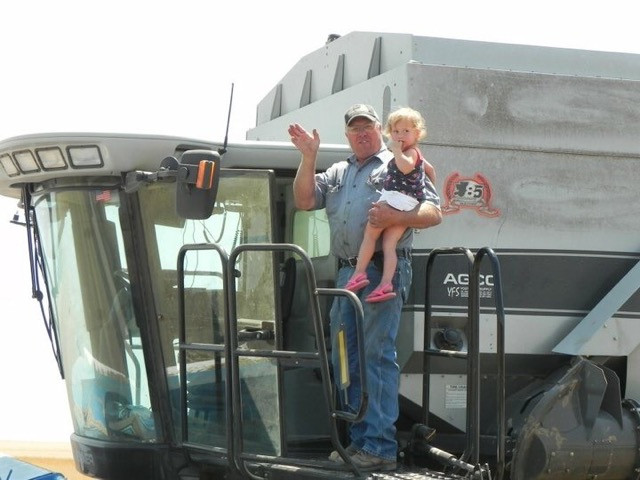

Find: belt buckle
340;257;357;267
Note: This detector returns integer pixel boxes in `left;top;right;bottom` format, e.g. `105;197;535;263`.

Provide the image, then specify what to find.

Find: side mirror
175;150;221;219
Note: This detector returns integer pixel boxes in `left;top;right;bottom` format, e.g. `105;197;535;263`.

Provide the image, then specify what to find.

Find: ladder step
423;348;467;359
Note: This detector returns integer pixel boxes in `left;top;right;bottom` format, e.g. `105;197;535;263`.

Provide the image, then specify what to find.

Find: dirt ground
0;441;92;479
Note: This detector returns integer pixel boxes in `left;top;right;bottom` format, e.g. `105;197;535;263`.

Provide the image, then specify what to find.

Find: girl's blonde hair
384;107;427;140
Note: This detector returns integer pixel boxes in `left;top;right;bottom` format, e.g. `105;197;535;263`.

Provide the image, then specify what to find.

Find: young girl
345;107;436;302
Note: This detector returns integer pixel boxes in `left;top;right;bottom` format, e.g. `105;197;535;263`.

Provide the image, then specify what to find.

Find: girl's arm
388;140;417;174
423;159;436;184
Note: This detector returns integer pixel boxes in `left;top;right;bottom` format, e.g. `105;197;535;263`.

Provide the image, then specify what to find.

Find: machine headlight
67;145;103;168
13;150;40;173
0;154;19;177
36;147;67;170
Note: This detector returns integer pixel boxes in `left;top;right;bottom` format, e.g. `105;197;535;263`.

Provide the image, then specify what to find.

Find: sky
1;0;639;443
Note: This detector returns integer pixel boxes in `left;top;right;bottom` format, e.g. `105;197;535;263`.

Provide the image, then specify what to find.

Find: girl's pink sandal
365;283;396;303
345;273;370;292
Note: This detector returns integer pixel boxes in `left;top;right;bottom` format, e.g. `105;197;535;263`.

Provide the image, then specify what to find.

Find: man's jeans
330;257;412;461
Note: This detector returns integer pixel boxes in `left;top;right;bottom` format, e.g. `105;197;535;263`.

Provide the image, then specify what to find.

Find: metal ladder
177;242;371;479
420;247;506;479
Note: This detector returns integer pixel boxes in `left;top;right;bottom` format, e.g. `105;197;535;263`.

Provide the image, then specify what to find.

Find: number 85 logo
442;172;500;217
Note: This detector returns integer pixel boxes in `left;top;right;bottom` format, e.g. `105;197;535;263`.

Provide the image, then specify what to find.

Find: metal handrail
177;243;241;476
423;247;475;456
227;243;368;478
470;247;506;478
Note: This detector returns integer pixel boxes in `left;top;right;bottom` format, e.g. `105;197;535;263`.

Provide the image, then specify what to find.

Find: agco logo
443;273;494;299
441;172;500;217
443;273;494;286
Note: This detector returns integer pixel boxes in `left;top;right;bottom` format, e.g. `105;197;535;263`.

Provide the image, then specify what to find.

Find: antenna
218;82;234;155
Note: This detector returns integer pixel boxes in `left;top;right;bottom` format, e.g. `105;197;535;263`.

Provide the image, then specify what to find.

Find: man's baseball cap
344;104;380;125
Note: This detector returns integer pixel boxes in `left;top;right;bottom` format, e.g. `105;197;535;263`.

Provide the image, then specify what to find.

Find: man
288;104;441;471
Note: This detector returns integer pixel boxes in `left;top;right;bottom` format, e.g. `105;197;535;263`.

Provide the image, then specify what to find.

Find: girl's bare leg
352;222;383;276
379;225;407;286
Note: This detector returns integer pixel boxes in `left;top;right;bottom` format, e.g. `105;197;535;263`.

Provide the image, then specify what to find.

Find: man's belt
338;249;411;268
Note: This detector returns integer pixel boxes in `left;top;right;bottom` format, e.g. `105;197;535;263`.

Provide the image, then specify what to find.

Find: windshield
34;188;155;442
33;170;280;453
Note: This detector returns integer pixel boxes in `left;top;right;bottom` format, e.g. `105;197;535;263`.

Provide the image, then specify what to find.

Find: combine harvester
1;31;639;479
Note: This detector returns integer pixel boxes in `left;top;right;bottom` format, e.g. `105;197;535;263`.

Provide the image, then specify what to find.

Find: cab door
173;169;284;458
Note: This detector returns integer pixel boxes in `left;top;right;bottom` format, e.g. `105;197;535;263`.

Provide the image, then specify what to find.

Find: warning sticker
445;384;467;409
